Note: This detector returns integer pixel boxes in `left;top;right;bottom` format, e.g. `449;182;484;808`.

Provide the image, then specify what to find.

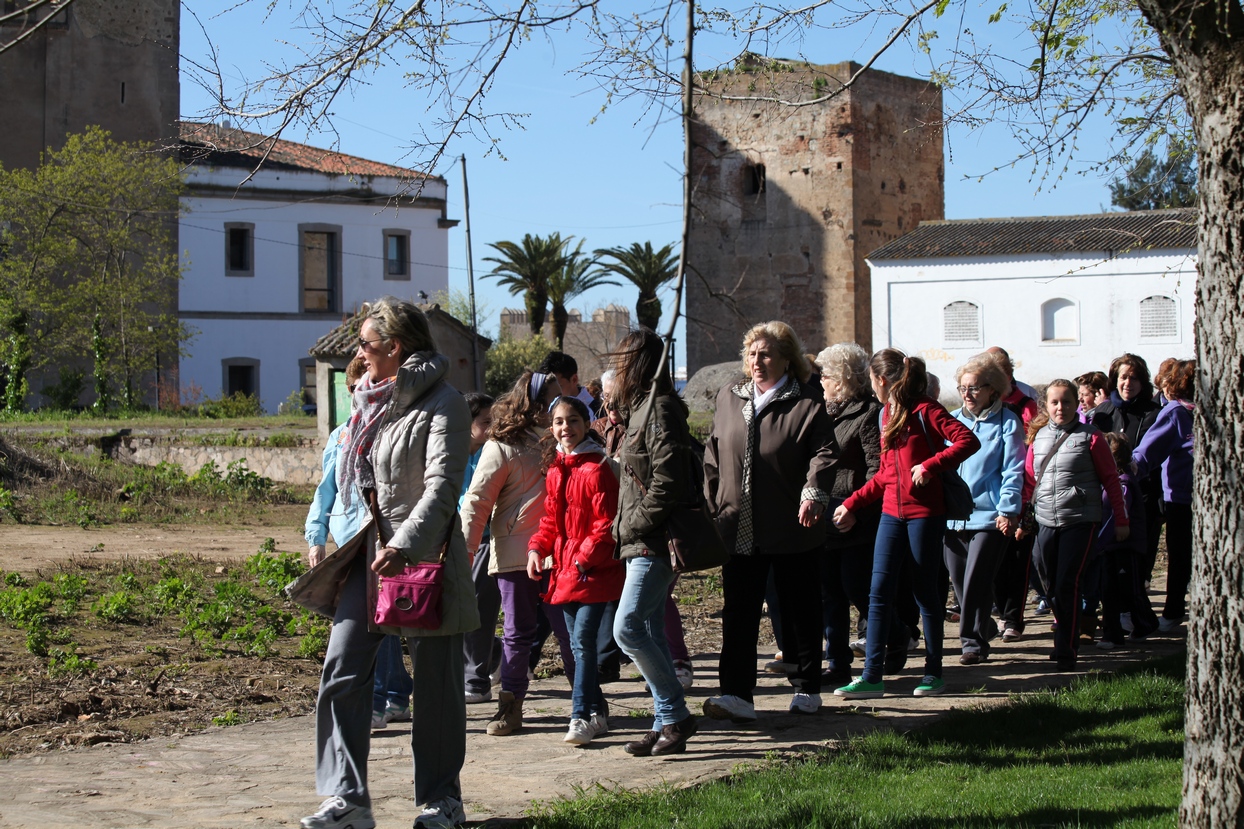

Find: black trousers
719;548;823;701
1033;522;1097;662
1162;502;1193;620
993;532;1034;632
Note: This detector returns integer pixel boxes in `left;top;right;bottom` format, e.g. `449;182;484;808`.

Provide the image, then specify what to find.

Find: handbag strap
913;408;947;471
1032;428;1075;493
366;488;454;565
624;462;649;497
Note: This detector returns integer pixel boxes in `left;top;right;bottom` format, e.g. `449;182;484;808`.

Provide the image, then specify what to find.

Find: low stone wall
113;435;323;486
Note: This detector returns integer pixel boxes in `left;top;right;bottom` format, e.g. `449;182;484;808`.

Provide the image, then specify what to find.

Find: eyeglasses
957;384;989;395
357;336;384;352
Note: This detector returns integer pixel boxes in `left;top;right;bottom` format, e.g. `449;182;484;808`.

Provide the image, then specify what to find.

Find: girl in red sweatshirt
527;396;623;747
832;350;979;699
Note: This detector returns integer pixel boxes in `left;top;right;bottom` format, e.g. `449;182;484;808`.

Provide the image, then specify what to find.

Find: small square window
383;230;410;280
225;223;254;276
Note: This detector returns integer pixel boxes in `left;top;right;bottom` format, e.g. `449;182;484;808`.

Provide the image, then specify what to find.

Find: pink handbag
368;491;453;630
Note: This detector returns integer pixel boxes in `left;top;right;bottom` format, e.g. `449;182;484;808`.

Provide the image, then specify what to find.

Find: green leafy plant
212;710;243;727
47;644;97;678
92;590;145;624
198;391;262;419
53;573;89;613
245;546;305;598
5;571;29;587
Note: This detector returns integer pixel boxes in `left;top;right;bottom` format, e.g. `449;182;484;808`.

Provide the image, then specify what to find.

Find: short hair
345;356;367;385
927;373;942;401
1165;359;1195;400
599;369;616;389
741;321;812;384
1108;353;1153;398
1104;431;1136;474
956;353;1008;395
538;351;578;379
585;378;603;398
463;392;495;420
814;342;870;402
362;296;436;358
1074;371;1109;393
986;346;1015;378
1153;357;1178;395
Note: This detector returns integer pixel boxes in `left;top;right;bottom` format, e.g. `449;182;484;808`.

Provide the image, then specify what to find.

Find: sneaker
1158;616;1182;633
651;714;698;756
1095;638;1120;651
1119;612;1135;634
1056;657;1077;671
702;694;757;723
849;638;867;658
624;730;661;756
564;718;595;746
384;702;411;723
413;798;465;829
789;692;821;714
822;668;852;687
370;712;387;731
959;651;982;666
1034;599;1052;616
301;796;375;829
763;659;797;674
907;636;921;652
1002;628;1023;643
913;676;945;697
674;660;694;690
485;690;523;736
834;678;884;699
464;688;492;704
589;710;609;737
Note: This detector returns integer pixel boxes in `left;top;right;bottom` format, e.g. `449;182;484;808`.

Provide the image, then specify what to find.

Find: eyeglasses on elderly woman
957;384;990;396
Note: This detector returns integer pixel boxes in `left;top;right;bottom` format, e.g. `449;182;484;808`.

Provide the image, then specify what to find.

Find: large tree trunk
1136;0;1244;824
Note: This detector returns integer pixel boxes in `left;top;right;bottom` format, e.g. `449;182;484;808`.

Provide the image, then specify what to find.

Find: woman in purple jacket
1132;359;1195;633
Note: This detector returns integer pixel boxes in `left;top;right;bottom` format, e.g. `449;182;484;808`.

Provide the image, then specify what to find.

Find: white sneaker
370;712;387;731
564;718;594;746
789;692;821;714
1119;612;1134;634
301;796;376;829
703;694;757;723
674;660;694;690
589;711;609;737
907;636;921;652
414;798;465;829
383;702;410;723
464;688;492;704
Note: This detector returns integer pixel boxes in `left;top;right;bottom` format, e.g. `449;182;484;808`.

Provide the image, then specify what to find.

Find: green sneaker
913;675;945;696
833;678;884;699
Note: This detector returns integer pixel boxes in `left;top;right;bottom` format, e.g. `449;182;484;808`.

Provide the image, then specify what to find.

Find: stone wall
686;59;944;372
113;436;323;485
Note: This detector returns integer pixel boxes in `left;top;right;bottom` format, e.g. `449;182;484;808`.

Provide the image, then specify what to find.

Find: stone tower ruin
686;58;944;372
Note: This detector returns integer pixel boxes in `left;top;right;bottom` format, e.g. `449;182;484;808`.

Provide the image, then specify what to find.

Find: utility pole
461;155;483;392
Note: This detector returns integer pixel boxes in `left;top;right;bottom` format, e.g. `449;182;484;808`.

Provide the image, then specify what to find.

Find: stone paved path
0;610;1185;829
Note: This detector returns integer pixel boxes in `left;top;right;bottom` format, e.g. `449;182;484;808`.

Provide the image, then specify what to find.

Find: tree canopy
1108;147;1198;210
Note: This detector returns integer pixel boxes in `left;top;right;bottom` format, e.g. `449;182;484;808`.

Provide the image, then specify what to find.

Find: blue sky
180;3;1127;370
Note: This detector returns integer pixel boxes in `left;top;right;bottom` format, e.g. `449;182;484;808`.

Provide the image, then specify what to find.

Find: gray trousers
944;529;1007;656
316;557;466;809
463;542;502;694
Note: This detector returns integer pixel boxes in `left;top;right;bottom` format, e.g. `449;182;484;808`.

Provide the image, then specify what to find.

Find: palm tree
483;233;568;335
594;242;678;331
546;241;619;349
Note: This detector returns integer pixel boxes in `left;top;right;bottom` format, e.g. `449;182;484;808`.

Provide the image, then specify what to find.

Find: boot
485;690;523;736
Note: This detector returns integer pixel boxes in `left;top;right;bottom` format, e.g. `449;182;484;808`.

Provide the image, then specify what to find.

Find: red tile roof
868;208;1197;260
179;121;437;180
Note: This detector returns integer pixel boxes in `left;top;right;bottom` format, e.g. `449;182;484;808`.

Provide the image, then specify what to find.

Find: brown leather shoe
624;730;661;757
651;714;697;756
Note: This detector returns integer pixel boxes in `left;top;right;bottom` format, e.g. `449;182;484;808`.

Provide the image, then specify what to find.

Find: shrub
47;644;97;678
245;547;306;598
53;573;89;613
151;576;196;615
484;334;554;397
92;590;144;624
41;368;86;411
198;391;262;419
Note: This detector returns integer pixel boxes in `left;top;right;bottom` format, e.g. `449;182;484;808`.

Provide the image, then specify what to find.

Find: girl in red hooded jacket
527;396;623;747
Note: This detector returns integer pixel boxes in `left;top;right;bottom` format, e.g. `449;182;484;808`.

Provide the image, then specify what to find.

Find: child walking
1021;380;1129;670
528;396;624;746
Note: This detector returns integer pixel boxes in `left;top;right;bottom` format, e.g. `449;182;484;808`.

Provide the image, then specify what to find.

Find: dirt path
0;508;309;573
0;585;1187;828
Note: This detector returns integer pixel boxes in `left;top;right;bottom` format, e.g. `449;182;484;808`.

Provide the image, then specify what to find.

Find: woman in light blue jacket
943;354;1026;664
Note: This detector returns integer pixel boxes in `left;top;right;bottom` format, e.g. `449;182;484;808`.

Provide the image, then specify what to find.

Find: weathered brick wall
686;60;943;371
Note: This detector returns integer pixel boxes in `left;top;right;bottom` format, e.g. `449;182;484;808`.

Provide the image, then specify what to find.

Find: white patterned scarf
336;373;396;511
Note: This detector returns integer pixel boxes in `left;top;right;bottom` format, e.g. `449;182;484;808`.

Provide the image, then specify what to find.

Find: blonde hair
814;342;869;402
741;321;812;384
362;296;436;358
955;354;1007;397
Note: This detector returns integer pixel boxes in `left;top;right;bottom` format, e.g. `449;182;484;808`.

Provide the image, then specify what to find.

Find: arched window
943;301;982;347
1139;295;1179;339
1041;298;1078;343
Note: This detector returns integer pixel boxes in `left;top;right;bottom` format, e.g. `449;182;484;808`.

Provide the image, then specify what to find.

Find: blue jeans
863;514;946;683
561;601;608;721
373;634;413;713
614;555;690;728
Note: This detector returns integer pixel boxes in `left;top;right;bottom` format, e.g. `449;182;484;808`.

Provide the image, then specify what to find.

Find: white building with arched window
866;209;1197;389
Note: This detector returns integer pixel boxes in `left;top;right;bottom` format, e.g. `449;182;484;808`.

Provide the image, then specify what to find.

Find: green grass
530;655;1184;829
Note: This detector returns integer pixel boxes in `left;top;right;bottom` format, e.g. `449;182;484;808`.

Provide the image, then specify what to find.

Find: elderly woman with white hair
703;321;838;721
943;353;1025;664
296;297;477;829
813;342;912;685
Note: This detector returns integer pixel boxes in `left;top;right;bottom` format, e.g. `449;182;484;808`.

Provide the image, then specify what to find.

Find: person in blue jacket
304;356;412;731
1132;358;1195;633
942;354;1025;664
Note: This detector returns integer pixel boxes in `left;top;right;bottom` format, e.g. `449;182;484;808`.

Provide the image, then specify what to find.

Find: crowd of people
298;296;1194;829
